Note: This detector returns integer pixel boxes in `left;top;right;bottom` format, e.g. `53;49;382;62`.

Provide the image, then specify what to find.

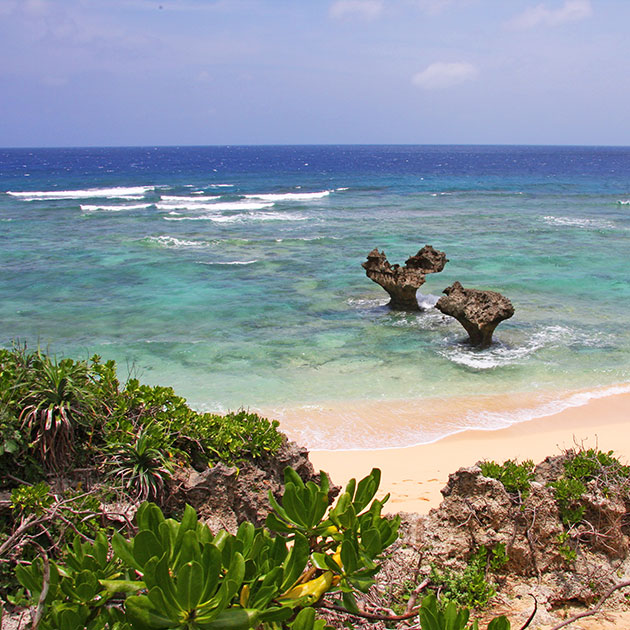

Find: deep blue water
1;145;629;448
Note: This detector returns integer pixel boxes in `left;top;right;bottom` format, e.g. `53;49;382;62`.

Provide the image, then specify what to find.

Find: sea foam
438;325;611;370
244;191;331;202
465;383;630;433
7;186;154;200
542;215;615;229
145;236;210;249
160;195;220;203
164;211;306;223
81;203;153;212
157;201;274;212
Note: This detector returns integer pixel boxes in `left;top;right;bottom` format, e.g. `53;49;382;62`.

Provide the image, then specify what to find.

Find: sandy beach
307;388;630;514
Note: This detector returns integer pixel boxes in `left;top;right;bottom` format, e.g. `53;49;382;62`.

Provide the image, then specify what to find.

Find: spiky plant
18;352;98;471
107;425;173;503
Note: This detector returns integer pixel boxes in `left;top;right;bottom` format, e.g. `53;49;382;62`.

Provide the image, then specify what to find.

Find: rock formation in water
436;281;514;347
362;245;448;310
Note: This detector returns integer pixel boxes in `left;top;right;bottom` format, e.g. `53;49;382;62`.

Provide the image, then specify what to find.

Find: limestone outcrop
170;437;338;533
362;245;448;310
436;281;514;347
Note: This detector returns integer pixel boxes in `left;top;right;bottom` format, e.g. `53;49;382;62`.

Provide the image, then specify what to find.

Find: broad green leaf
173;528;201;569
305;484;329;530
176;561;204;611
259;606;294;622
291;607;317;630
195;607;260;629
282;484;307;527
342;591;360;614
488;616;511;630
74;570;100;602
212;530;231;550
310;552;329;570
354;469;381;513
284;467;305;489
267;490;290;522
93;532;109;567
340;540;359;574
281;532;309;591
344;478;356;499
265;511;295;534
99;579;146;596
174;504;198;551
136;502;166;535
112;532;139;570
419;605;439;630
200;544;222;603
125;594;174;630
133;530;162;569
148;584;181;619
236;521;255;551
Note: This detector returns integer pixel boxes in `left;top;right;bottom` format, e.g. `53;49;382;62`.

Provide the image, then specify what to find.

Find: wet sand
306;389;630;514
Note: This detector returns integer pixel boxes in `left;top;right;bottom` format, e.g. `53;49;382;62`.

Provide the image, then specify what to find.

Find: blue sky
1;0;628;146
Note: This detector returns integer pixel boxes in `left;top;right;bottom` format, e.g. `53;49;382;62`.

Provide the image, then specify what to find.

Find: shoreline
306;388;630;514
262;383;630;452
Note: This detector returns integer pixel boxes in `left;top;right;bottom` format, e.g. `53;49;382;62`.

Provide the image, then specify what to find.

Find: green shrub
10;482;53;516
116;379;283;469
563;448;630;485
550;448;630;526
187;409;283;466
0;347;285;487
479;459;535;497
14;467;398;630
430;545;507;610
0;347;118;474
550;477;586;525
555;532;577;563
419;593;510;630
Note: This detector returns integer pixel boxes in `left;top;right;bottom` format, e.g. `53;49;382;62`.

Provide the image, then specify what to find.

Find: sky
0;0;628;147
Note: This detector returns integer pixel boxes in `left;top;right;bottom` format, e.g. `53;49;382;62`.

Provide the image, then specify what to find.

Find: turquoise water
1;146;629;447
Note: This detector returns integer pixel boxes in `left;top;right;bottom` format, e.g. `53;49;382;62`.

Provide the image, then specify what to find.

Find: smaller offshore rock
436;281;514;347
362;245;448;310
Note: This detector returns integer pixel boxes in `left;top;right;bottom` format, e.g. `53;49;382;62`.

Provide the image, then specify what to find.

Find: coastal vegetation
2;347;630;629
0;346;512;628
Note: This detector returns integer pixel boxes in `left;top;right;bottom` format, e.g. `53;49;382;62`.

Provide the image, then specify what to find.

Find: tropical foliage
0;345;283;488
13;468;510;630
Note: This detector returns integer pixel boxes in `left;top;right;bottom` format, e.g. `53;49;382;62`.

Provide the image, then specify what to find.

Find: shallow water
1;145;629;448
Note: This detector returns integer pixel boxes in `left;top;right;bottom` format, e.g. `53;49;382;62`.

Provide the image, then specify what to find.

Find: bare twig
29;548;50;630
405;577;430;613
4;473;33;487
316;601;421;622
549;579;630;630
519;594;537;630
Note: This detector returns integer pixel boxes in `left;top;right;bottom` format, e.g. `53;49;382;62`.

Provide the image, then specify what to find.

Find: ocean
1;145;629;449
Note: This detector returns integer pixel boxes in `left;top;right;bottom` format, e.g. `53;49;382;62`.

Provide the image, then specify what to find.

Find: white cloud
507;0;592;29
412;61;478;90
329;0;383;20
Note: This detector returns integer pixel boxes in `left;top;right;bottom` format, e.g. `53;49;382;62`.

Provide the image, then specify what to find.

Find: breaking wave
157;201;274;212
542;215;615;229
81;203;153;212
7;186;154;200
145;236;211;249
197;260;257;266
439;325;611;370
243;191;331;202
164;211;306;223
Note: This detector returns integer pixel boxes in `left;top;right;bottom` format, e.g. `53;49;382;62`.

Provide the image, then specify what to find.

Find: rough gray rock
362;245;448;311
436;281;514;347
171;437;335;534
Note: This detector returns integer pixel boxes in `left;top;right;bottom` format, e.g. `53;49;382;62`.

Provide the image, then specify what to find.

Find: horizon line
2;142;630;151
